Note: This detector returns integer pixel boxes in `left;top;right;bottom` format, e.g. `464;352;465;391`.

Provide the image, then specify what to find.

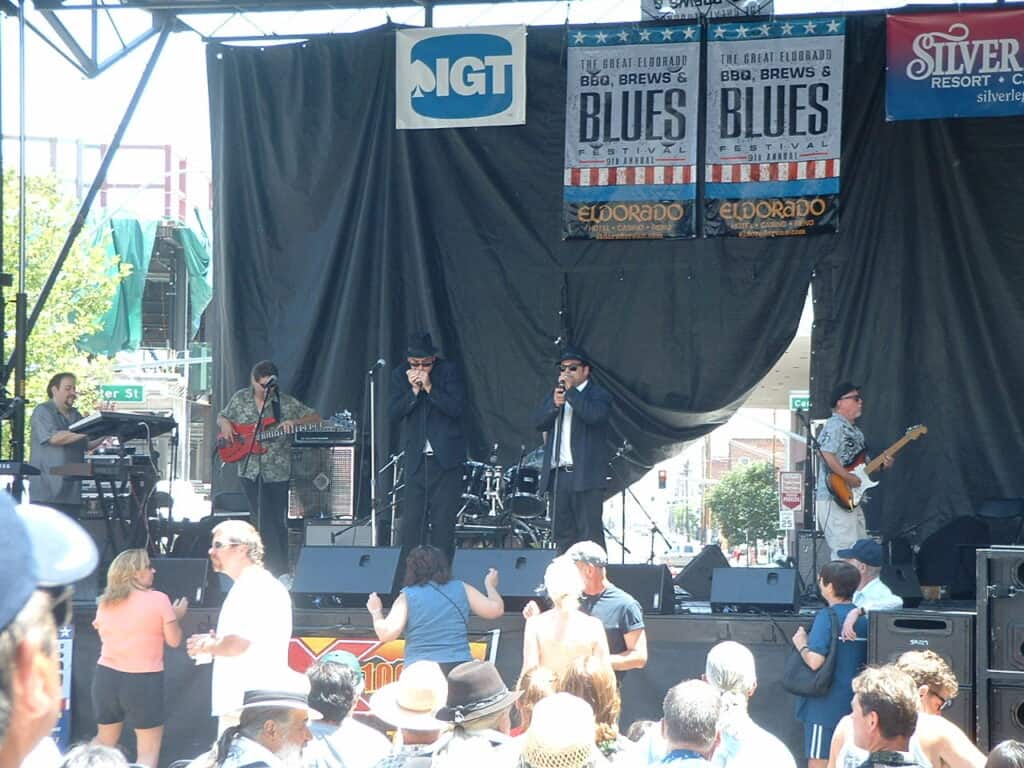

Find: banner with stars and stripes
563;24;701;240
704;17;845;237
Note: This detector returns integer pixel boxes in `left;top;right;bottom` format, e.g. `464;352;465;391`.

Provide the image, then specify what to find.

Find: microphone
264;375;278;389
368;358;386;375
489;442;499;465
795;408;811;425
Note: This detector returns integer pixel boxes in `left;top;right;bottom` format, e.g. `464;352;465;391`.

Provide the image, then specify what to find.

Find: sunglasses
839;394;863;402
930;690;954;711
211;541;240;550
44;585;74;628
408;360;434;368
558;364;582;373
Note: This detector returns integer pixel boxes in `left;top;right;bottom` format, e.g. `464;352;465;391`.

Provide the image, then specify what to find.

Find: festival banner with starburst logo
563;24;702;240
704;17;845;237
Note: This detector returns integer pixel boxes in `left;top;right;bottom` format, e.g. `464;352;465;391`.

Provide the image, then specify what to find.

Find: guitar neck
256;422;319;441
864;434;915;474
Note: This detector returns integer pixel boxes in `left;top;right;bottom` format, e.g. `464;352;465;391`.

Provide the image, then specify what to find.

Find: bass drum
504;465;545;518
460;461;489;504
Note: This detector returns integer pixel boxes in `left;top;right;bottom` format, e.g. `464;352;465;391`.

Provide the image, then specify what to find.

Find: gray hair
704;641;756;738
662;680;720;751
0;592;57;744
59;744;129;768
212;520;264;566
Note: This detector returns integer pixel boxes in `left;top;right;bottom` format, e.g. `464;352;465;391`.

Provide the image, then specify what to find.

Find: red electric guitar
217;411;356;463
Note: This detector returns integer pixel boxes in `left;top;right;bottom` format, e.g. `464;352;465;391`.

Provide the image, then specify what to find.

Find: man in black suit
534;346;612;553
390;332;467;563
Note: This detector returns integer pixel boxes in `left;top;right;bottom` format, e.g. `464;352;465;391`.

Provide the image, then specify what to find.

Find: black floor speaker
451;548;557;611
152;557;219;606
977;547;1024;673
980;676;1024;750
880;562;923;608
867;609;974;686
607;564;675;615
304;520;374;546
292;546;401;607
673;545;730;601
797;530;830;592
710;567;800;613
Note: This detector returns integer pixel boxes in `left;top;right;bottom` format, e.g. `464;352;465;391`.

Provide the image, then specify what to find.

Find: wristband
799;646;810;654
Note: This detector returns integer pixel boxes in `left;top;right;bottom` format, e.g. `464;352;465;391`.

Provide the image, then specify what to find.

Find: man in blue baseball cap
838;538;903;640
0;496;98;767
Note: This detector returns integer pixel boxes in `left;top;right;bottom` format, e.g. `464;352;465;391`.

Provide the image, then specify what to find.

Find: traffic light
657;470;667;489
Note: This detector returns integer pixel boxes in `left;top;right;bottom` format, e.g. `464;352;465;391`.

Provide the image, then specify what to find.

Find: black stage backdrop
208;16;1024;543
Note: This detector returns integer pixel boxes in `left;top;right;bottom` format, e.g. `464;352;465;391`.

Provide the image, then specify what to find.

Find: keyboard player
28;372;106;516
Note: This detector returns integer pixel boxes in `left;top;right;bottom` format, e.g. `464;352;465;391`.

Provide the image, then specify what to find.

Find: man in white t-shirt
187;520;292;733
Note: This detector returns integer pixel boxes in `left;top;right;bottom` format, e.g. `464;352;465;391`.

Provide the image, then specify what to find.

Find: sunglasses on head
558;364;582;373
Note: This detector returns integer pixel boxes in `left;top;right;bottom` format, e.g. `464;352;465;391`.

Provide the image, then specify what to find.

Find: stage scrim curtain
206;23;814;511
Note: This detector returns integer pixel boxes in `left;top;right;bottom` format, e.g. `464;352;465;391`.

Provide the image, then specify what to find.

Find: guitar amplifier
288;446;355;521
293;410;357;446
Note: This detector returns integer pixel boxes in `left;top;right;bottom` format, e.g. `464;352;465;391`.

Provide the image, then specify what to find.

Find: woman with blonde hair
91;549;188;768
521;556;609;677
559;655;630;761
512;666;558;736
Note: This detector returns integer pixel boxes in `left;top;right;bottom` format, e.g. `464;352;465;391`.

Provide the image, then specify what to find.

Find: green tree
706;461;781;544
2;172;127;448
668;502;698;540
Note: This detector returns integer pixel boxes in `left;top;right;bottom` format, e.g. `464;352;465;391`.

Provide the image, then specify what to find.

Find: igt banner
886;10;1024;121
563;24;701;240
704;18;844;238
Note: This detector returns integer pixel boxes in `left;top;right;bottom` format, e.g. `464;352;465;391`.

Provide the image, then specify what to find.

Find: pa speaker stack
976;546;1024;749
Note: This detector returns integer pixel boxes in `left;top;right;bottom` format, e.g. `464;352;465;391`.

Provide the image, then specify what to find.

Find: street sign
789;392;810;411
778;471;803;529
99;384;144;403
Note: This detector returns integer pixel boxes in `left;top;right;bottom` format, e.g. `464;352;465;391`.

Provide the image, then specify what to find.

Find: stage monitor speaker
867;609;974;686
304;520;374;547
977;547;1024;674
674;545;730;601
152;558;214;606
797;530;830;593
880;563;923;608
292;546;401;607
452;548;557;611
289;446;355;521
710;567;799;613
944;684;975;743
607;564;674;615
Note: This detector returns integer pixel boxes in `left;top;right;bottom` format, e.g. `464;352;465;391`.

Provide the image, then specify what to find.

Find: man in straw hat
518;693;606;768
370;661;450;768
212;688;321;768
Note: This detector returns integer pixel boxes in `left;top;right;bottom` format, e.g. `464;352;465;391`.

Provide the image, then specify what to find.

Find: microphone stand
240;385;274;559
606;439;634;564
367;360;384;546
379;451;404;545
548;385;566;552
795;408;826;602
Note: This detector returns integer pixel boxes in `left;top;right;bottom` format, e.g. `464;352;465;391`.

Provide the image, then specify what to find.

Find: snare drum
504;465;545;518
460;461;489;503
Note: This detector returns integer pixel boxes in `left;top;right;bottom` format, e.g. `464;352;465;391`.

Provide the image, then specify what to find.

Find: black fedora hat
436;660;521;724
407;332;439;358
556;345;589;366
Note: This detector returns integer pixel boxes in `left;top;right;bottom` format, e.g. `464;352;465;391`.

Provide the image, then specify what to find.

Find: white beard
276;742;304;768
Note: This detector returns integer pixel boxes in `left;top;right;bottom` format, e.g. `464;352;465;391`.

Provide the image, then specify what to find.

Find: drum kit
455;447;551;547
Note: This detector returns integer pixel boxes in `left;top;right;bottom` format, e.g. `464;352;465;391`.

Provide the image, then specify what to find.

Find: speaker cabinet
710;567;799;613
304;520;374;547
797;530;830;593
674;545;730;601
944;684;975;742
867;609;974;686
977;547;1024;674
151;557;218;606
451;548;557;611
291;546;400;607
289;446;355;521
880;563;923;608
607;564;674;615
979;675;1024;750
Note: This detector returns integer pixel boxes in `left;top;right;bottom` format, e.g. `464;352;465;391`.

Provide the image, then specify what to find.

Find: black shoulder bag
780;607;839;698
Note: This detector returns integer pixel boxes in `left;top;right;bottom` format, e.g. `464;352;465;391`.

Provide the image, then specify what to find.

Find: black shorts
91;665;165;729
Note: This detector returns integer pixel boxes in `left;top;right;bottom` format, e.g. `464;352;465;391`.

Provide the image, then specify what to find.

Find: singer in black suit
534;346;612;553
390;332;467;564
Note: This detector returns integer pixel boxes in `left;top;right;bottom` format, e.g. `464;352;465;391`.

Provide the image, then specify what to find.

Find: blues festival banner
288;631;498;713
704;18;844;238
887;10;1024;121
563;24;701;240
396;26;526;130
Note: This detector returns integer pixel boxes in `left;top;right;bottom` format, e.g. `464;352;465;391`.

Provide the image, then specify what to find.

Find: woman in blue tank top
366;546;505;674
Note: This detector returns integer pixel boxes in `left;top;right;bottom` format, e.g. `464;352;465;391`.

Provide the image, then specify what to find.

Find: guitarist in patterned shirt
217;360;320;576
815;382;893;560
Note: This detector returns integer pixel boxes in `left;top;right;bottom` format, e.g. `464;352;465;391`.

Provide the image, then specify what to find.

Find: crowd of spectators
3;500;1021;768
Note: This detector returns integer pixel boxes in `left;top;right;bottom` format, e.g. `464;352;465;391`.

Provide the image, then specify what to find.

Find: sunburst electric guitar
826;425;928;509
